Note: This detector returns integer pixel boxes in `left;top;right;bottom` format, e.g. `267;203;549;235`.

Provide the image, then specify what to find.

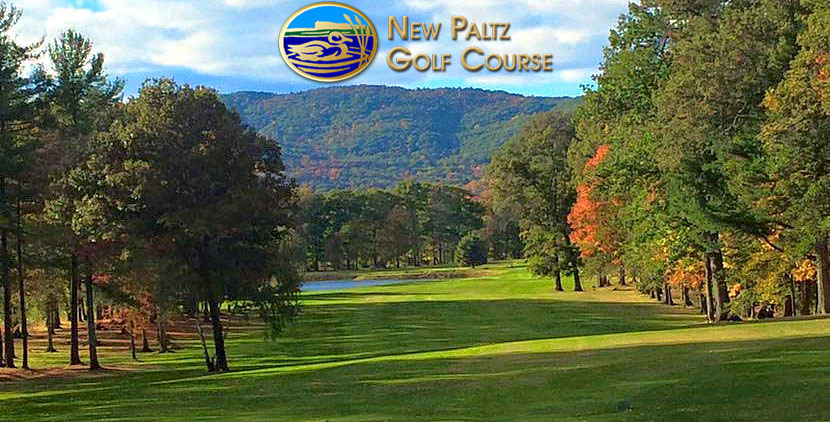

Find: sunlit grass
2;262;829;421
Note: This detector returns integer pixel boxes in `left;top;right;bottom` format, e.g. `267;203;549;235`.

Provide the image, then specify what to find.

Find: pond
302;278;432;292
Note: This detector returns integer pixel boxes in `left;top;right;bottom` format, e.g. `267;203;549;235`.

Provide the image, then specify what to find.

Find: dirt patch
0;365;141;383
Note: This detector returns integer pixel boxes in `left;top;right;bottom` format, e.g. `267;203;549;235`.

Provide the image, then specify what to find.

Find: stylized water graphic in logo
279;2;377;82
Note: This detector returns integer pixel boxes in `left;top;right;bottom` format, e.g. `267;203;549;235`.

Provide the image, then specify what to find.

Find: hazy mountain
222;85;581;190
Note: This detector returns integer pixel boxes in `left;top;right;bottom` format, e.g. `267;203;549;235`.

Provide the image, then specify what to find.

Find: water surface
303;278;431;292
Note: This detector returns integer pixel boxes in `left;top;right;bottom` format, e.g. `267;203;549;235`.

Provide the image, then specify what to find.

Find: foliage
298;181;486;270
222;87;580;190
488;111;583;289
454;232;488;268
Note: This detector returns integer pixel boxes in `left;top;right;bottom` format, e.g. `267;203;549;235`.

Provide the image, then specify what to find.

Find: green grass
3;262;830;421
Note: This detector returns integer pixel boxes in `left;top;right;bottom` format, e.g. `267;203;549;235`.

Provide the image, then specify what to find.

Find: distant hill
222;85;581;190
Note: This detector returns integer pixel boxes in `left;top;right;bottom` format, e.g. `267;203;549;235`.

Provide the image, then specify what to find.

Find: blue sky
286;5;363;29
17;0;631;98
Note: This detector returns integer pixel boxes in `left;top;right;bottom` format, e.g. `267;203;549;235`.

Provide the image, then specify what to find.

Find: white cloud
150;31;224;73
13;0;626;95
559;67;595;82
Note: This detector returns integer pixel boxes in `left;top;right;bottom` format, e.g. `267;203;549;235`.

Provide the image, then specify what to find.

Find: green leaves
488;111;578;278
455;232;488;268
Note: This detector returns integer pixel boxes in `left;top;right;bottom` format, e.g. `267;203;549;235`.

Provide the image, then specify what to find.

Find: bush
455;233;488;268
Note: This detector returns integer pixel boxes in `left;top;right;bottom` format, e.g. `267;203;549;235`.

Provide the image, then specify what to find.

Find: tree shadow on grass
217;298;705;373
6;335;830;421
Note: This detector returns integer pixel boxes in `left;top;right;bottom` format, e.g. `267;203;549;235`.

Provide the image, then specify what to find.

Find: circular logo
279;2;378;82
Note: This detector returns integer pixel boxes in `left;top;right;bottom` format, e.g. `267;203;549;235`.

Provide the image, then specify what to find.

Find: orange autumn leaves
566;144;706;290
666;259;705;289
568;144;619;259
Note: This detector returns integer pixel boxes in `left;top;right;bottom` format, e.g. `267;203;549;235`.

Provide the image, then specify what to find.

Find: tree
395;180;430;266
425;184;484;265
762;0;830;313
379;205;414;267
0;2;42;368
455;232;487;268
569;1;675;300
362;189;399;267
568;144;624;287
43;29;123;368
481;195;523;261
93;79;297;372
653;0;801;320
297;187;325;271
489;111;583;291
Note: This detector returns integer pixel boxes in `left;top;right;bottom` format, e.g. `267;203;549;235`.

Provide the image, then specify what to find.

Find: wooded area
0;5;300;372
488;0;830;322
2;0;830;388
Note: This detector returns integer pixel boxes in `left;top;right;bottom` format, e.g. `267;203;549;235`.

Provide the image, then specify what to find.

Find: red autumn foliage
585;144;611;171
568;144;620;259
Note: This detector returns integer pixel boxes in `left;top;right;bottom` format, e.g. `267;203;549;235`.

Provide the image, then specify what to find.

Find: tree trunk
157;319;171;353
815;238;830;314
372;229;379;268
1;222;15;368
561;235;582;292
129;323;137;361
797;281;812;315
15;199;28;369
706;232;727;321
78;297;85;322
784;295;795;318
682;286;693;307
69;254;82;365
53;302;61;329
46;303;57;353
789;276;797;317
0;185;3;368
553;254;563;291
141;329;152;352
699;293;708;315
185;296;197;317
704;257;714;323
195;317;214;372
619;266;626;286
663;282;674;305
572;265;583;292
0;237;15;368
207;292;228;372
85;271;100;370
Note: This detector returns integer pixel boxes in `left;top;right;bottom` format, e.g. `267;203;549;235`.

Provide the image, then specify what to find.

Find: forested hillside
222;86;580;189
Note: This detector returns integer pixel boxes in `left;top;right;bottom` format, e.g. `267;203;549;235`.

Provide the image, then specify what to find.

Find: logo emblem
279;2;378;82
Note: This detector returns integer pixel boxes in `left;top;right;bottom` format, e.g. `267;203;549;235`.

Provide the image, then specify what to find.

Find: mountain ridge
222;85;581;190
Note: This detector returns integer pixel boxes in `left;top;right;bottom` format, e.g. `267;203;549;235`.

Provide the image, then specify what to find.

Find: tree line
0;4;299;372
296;181;520;271
489;0;830;322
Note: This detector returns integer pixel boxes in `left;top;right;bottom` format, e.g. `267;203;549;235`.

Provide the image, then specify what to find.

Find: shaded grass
2;263;830;421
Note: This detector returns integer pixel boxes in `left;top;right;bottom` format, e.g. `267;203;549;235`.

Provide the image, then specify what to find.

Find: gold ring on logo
279;2;378;82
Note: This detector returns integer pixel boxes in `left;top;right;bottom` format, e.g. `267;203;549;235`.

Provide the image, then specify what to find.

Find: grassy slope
2;262;830;421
